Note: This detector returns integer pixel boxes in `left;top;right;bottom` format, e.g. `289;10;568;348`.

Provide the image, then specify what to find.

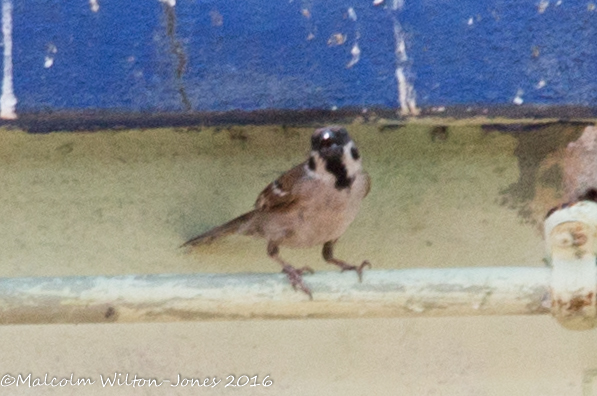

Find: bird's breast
275;173;368;248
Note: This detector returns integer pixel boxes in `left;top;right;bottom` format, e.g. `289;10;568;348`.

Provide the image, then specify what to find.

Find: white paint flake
327;33;346;46
159;0;175;7
348;7;357;21
513;89;524;105
1;0;16;120
89;0;99;12
393;19;419;116
538;0;549;13
346;43;361;68
468;17;474;25
536;79;546;89
345;7;361;68
301;0;315;41
556;0;562;4
373;0;384;6
44;43;57;68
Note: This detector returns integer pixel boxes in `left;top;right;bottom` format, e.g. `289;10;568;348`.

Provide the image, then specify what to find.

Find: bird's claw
339;260;372;282
282;265;314;299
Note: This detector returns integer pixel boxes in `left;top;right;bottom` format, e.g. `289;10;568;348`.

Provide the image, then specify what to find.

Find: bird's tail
180;211;256;248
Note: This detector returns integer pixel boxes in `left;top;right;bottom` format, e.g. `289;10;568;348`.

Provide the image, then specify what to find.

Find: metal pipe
0;267;551;324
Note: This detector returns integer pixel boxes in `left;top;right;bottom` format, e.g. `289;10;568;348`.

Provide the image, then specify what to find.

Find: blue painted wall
8;0;597;114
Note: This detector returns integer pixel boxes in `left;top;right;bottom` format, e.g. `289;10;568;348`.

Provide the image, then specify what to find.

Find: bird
181;126;371;299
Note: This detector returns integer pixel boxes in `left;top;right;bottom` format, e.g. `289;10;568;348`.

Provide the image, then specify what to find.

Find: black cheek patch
308;156;316;171
350;146;360;160
325;157;353;190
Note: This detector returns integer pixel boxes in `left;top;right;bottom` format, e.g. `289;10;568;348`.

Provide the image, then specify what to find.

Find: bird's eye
350;146;360;160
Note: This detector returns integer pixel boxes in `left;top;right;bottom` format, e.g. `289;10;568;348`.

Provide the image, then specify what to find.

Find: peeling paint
513;89;524;105
346;7;361;68
347;7;357;21
161;1;191;111
1;0;16;120
44;43;57;69
373;0;384;6
536;79;546;89
327;33;346;46
347;44;361;68
89;0;99;13
392;18;419;116
538;0;549;13
300;0;315;41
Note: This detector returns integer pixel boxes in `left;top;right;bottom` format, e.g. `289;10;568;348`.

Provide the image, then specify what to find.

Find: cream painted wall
0;123;593;395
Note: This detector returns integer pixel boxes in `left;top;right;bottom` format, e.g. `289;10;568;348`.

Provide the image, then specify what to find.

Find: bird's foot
335;260;371;282
281;265;314;300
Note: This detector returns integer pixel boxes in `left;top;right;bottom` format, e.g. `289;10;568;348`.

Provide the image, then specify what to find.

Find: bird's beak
320;144;343;159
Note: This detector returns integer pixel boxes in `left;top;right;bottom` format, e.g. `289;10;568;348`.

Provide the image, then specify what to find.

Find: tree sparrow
182;126;371;299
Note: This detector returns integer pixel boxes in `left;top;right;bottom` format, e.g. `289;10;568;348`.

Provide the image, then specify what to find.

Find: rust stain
104;306;116;319
568;294;592;312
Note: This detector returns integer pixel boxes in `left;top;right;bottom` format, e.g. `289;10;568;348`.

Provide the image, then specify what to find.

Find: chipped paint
89;0;99;13
44;43;57;69
12;0;597;114
545;201;597;329
347;7;357;21
392;19;419;116
0;0;16;120
536;79;546;89
327;33;346;46
538;0;549;13
0;268;553;324
346;7;361;68
161;0;191;111
347;44;361;68
513;89;524;105
300;0;316;41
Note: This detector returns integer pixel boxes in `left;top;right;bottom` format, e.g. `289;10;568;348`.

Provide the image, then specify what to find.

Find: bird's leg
322;240;371;282
267;241;314;299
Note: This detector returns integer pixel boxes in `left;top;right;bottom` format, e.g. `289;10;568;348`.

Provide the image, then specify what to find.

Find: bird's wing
255;162;306;211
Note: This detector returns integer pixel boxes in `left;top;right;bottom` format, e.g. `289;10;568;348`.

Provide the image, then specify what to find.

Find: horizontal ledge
2;107;596;133
0;267;551;324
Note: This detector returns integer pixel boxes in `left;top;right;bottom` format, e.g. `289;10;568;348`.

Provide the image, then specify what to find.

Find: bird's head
308;126;362;189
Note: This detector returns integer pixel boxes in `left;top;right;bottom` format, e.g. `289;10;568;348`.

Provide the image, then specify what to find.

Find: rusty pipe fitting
544;201;597;330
